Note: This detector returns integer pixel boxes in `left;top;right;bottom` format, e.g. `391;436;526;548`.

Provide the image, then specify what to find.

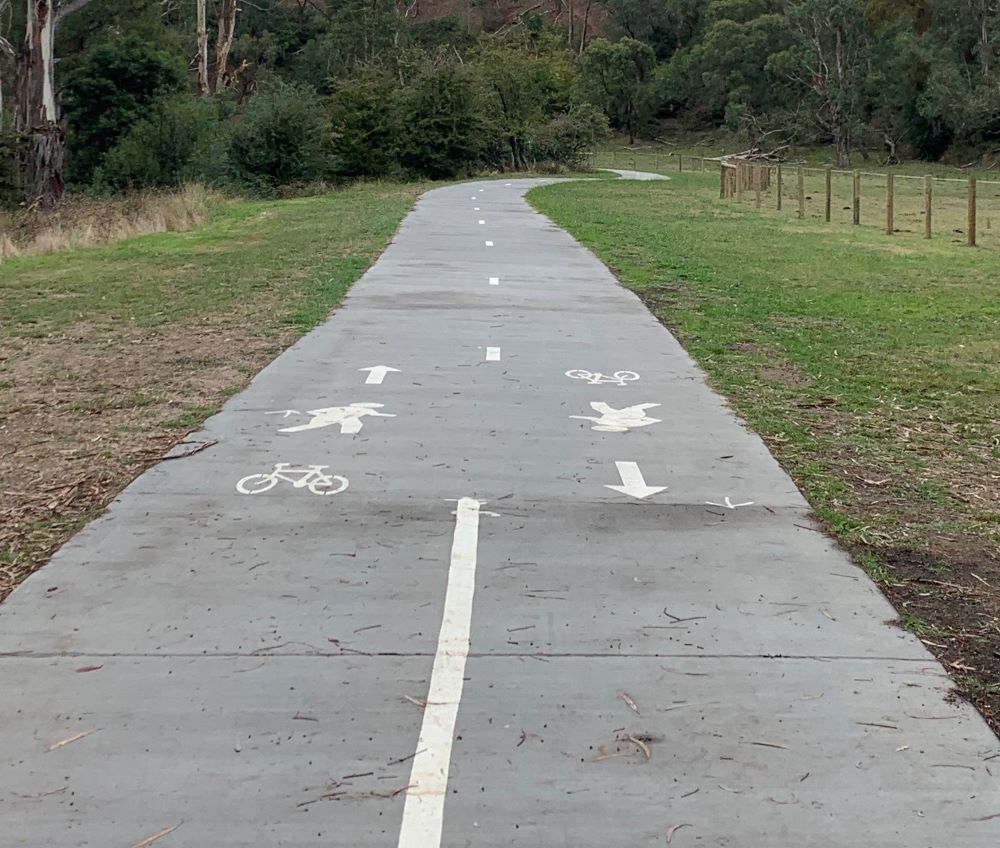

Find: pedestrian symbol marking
571;402;661;433
270;403;395;435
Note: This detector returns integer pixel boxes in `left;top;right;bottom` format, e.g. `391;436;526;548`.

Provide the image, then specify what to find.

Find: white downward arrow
604;461;667;500
359;365;400;385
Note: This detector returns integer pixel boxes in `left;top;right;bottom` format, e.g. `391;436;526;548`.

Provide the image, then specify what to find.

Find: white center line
486;347;501;361
397;498;483;848
474;207;480;211
485;240;494;247
478;219;486;225
489;277;499;286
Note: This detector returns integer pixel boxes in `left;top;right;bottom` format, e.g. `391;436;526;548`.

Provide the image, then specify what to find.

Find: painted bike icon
565;369;640;387
236;463;349;496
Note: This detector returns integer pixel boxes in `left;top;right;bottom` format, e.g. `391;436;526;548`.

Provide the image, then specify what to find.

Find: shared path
1;178;997;846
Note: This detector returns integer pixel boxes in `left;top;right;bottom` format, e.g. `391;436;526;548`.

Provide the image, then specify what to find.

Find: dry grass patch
0;184;219;260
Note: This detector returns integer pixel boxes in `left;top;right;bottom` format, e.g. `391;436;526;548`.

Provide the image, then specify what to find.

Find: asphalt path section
1;177;998;846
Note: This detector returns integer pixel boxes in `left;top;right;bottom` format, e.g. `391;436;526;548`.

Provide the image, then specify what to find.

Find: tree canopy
1;0;998;203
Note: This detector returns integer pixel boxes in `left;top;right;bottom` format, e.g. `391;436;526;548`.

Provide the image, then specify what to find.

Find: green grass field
530;172;1000;729
1;184;422;336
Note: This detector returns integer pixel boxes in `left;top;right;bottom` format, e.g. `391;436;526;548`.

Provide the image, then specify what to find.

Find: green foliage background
4;0;1000;196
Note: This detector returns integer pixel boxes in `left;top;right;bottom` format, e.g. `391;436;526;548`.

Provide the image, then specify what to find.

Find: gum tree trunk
13;0;94;208
196;0;209;95
15;0;61;207
212;0;239;95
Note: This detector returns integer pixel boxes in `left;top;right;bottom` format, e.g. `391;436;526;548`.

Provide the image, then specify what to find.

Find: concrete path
602;168;670;180
1;178;998;847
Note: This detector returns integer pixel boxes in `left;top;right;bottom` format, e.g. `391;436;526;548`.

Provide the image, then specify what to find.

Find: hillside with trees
0;0;998;206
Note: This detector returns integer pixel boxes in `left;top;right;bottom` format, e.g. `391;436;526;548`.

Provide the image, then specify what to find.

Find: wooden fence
721;161;994;247
594;149;1000;250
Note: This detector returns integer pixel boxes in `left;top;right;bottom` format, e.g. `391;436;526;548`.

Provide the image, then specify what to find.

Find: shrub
394;62;485;179
101;98;222;189
227;82;332;192
63;35;188;185
328;74;401;178
531;104;609;168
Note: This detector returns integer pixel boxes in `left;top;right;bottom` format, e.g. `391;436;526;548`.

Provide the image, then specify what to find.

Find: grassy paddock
530;173;1000;731
0;182;424;599
595;146;1000;252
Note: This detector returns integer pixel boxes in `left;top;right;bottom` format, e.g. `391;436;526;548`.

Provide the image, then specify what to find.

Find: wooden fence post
719;163;726;199
755;167;762;208
655;149;659;170
852;170;861;225
797;166;805;219
825;166;832;222
776;164;783;210
968;177;977;247
924;175;933;239
678;154;683;173
886;173;894;235
736;163;744;202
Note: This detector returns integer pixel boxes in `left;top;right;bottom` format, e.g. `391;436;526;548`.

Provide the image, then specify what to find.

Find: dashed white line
486;347;501;361
478;219;486;225
485;240;494;247
396;498;483;848
489;277;499;286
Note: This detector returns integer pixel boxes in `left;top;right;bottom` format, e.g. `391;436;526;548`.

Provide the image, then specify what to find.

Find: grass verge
0;182;424;600
530;173;1000;734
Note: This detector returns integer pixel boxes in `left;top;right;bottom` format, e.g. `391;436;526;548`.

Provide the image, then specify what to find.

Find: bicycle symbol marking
565;370;640;387
236;463;349;496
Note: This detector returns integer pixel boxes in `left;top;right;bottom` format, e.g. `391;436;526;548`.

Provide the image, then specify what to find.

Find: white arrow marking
486;347;501;361
397;498;483;848
605;461;667;500
706;497;755;510
359;365;400;385
489;276;499;286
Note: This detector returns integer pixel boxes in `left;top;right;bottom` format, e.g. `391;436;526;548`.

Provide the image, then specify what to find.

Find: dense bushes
227;83;333;190
101;99;222;190
56;17;608;196
63;36;188;185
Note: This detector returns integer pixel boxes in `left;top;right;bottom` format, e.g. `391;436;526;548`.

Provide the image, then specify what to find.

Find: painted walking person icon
270;403;395;435
570;402;662;433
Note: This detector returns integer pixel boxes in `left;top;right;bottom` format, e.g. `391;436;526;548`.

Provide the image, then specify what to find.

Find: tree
13;0;95;207
63;35;187;184
227;80;331;190
212;0;240;94
476;36;576;170
580;37;655;143
328;72;400;178
769;0;871;166
394;60;484;178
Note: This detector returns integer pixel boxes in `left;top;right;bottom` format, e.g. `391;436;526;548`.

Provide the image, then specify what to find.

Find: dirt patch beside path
0;317;296;601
